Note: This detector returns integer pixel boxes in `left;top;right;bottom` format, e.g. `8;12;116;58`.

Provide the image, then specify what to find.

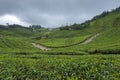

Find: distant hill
59;6;120;31
0;24;48;38
36;6;120;54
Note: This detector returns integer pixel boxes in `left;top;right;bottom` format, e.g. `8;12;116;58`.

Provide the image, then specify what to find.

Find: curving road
32;43;51;51
80;33;100;45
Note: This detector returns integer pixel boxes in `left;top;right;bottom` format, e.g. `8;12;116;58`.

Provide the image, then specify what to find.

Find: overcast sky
0;0;120;28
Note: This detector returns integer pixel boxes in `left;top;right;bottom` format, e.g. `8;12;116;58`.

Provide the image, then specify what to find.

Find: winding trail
32;33;100;50
32;43;51;51
80;33;100;45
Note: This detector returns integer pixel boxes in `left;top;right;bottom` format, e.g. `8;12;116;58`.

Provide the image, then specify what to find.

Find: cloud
0;0;120;28
0;14;30;26
39;14;67;28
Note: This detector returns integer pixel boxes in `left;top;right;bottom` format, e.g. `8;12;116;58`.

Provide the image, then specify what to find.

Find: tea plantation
0;7;120;80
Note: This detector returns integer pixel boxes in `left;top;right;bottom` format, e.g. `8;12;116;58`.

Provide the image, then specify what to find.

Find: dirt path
32;43;51;51
32;33;100;50
80;33;100;45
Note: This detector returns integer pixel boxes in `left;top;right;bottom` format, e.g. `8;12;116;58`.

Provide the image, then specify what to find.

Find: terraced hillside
53;28;120;54
0;24;48;52
35;7;120;55
0;37;40;53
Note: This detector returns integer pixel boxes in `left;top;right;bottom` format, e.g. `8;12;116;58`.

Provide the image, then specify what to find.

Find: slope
0;25;45;53
36;8;120;48
36;7;120;54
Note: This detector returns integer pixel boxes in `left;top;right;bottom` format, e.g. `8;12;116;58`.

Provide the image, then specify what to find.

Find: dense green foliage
0;54;120;80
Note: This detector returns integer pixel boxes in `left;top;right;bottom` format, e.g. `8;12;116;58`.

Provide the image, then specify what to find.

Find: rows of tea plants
0;54;120;80
52;28;120;54
0;37;40;52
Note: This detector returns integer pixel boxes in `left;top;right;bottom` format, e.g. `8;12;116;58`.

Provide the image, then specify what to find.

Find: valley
0;7;120;80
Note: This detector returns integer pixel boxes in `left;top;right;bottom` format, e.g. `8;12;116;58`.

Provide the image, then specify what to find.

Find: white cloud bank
0;14;30;26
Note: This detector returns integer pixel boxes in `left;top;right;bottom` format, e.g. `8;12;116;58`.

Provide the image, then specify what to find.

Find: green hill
0;24;47;53
0;36;40;53
34;7;120;54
